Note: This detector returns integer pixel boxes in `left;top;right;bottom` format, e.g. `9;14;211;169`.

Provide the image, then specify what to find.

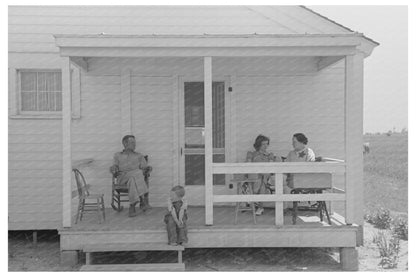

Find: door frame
177;75;233;205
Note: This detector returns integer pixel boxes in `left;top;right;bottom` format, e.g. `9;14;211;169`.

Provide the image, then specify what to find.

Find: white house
8;5;378;270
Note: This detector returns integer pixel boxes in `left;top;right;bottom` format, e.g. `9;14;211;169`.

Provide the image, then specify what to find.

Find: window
19;70;62;113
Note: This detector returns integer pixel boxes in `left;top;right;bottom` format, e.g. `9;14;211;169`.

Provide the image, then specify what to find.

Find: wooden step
80;263;185;271
82;242;184;253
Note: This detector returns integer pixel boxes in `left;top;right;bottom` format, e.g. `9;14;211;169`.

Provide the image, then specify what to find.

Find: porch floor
60;206;357;250
67;206;347;231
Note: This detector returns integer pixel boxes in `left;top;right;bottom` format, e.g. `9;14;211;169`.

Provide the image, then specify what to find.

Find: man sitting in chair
110;135;152;217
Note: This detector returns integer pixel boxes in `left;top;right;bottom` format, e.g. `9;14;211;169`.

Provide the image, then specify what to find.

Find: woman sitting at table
284;133;315;209
247;134;282;215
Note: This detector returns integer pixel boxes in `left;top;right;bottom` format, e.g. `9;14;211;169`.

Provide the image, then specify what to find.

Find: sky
310;5;408;133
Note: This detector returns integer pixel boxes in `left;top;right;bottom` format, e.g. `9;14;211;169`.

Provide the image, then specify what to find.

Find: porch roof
54;33;377;58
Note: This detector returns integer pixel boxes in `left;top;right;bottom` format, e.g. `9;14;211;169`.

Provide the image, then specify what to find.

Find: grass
363;133;408;215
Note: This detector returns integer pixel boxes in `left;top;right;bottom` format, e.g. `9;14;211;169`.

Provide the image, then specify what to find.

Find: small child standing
164;185;188;246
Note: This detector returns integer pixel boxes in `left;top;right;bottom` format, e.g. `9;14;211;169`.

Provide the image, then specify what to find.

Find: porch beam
204;56;213;225
62;57;72;228
70;57;88;72
317;56;344;71
344;53;364;226
59;46;357;58
54;34;363;48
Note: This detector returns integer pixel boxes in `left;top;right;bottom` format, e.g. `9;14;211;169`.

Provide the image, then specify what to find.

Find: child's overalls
164;200;188;244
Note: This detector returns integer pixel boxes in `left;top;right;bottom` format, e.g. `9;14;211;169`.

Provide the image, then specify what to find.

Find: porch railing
206;161;347;226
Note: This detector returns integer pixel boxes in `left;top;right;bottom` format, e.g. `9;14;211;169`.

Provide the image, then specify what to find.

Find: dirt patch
8;224;408;271
358;222;408;271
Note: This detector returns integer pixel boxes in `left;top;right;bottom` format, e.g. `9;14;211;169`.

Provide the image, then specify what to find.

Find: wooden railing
207;161;347;226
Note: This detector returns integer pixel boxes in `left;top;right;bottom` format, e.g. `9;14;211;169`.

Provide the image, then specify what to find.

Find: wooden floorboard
64;206;346;232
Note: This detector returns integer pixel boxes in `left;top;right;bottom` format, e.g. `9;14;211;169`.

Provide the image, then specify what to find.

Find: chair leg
75;200;81;224
234;202;239;225
101;197;106;221
96;198;102;223
292;201;298;225
318;201;324;222
117;194;122;212
111;190;117;211
80;199;85;221
322;201;331;225
251;202;257;224
291;190;298;225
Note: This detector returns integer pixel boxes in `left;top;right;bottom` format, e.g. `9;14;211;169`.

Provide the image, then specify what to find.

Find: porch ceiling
54;33;376;58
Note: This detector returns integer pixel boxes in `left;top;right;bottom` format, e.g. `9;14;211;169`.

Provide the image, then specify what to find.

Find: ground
8;133;408;271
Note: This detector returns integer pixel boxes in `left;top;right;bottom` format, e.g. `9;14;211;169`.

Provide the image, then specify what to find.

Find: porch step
80;263;185;271
82;242;184;252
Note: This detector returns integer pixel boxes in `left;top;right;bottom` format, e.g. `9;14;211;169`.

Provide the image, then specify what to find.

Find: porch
54;33;371;271
59;206;357;249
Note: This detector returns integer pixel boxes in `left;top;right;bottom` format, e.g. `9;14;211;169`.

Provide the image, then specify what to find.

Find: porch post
204;57;213;225
344;53;364;230
62;57;72;228
274;173;284;225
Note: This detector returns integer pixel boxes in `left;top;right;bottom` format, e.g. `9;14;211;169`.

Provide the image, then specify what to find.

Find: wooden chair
73;168;105;224
233;178;258;224
232;151;264;224
111;155;151;212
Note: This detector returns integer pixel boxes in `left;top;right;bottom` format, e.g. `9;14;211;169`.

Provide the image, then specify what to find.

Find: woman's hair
122;135;135;146
253;134;270;151
293;133;308;145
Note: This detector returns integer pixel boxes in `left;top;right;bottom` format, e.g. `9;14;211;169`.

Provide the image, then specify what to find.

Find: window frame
17;69;63;116
9;67;81;120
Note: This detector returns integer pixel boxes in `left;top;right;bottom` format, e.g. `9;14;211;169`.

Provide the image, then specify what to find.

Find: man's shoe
128;205;139;217
141;193;152;212
144;193;152;210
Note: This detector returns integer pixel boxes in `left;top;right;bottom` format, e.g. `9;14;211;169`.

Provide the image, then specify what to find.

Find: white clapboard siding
131;76;174;200
88;57;318;76
234;62;346;216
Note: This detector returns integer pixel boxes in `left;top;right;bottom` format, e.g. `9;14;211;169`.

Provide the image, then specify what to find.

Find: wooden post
121;69;132;135
344;54;364;229
85;252;91;265
204;57;213;225
178;250;183;263
275;173;284;225
172;75;180;187
340;247;359;271
62;57;72;228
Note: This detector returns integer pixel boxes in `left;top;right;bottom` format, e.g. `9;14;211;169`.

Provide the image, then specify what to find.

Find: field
8;134;408;271
363;133;408;215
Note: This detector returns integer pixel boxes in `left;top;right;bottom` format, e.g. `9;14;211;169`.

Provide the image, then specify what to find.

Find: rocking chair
111;155;152;212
